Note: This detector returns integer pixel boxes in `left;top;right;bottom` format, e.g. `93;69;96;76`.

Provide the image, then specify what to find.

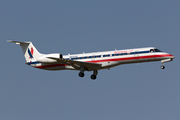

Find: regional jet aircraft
8;41;175;80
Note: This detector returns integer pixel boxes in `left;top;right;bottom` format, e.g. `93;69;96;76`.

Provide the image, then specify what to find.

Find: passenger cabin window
103;54;110;57
113;53;119;56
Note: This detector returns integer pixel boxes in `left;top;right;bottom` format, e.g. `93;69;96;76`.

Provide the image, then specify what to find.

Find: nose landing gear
161;62;165;69
161;65;165;69
160;58;174;69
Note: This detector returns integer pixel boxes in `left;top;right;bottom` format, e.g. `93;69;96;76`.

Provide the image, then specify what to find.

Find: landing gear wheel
161;65;165;69
91;75;96;80
79;72;85;77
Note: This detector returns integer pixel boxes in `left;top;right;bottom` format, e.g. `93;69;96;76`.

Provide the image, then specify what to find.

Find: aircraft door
91;54;95;61
150;49;156;59
134;51;139;62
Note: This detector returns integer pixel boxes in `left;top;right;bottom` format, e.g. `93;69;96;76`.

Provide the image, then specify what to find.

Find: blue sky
1;0;180;120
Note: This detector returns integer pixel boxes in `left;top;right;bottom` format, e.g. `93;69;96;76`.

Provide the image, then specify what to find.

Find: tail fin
7;40;42;62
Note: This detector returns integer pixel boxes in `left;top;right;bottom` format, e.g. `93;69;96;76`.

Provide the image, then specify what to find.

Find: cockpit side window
150;49;162;52
150;49;154;52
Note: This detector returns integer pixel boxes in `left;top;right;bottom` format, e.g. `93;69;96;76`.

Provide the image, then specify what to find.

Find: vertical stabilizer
7;40;42;62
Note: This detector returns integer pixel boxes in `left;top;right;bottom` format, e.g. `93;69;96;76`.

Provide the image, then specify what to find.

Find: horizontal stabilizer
7;40;31;44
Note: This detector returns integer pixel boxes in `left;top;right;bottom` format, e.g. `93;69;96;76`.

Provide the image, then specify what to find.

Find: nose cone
171;54;175;58
168;53;175;59
163;52;175;59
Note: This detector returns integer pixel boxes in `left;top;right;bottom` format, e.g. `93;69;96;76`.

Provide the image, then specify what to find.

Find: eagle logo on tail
28;47;34;59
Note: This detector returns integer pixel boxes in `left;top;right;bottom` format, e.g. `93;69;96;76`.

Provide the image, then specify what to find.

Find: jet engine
37;53;63;63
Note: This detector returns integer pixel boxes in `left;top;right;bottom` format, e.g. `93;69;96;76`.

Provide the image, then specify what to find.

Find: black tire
91;75;96;80
79;72;85;77
161;65;165;69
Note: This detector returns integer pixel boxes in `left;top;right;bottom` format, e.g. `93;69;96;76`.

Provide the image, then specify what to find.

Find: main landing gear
79;66;85;77
79;72;85;77
78;70;98;80
91;70;98;80
91;74;96;80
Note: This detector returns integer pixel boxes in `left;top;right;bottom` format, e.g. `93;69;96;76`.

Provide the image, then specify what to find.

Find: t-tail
7;40;42;63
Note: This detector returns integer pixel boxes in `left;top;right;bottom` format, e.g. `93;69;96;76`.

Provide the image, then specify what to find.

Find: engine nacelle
59;54;63;59
37;53;63;63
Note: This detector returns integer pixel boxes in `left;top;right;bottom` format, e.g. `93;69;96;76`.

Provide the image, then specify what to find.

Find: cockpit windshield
154;49;162;52
150;49;162;52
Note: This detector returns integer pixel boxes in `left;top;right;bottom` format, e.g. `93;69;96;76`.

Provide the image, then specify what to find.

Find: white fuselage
28;47;174;71
8;40;175;79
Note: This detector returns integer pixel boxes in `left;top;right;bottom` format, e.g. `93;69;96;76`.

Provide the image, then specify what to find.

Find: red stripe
35;64;67;69
87;54;173;63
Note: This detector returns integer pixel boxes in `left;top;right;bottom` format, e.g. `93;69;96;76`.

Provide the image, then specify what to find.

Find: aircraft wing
47;57;102;70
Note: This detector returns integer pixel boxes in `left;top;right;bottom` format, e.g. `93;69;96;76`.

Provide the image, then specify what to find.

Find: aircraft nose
169;54;175;59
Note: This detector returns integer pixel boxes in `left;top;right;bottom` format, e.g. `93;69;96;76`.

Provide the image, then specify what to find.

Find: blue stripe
28;49;33;58
27;61;40;65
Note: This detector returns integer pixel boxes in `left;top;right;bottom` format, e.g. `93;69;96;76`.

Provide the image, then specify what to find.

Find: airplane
8;40;175;80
